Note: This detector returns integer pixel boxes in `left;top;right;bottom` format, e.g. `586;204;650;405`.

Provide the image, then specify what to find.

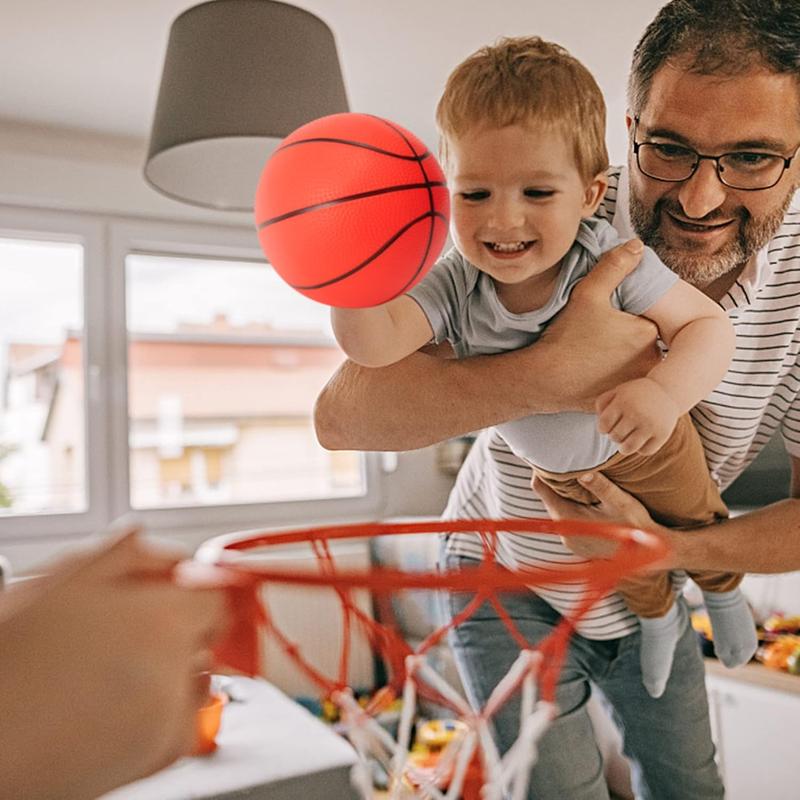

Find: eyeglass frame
631;116;799;192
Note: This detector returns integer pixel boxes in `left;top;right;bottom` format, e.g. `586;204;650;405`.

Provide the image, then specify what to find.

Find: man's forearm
667;498;800;573
314;347;559;451
314;243;658;452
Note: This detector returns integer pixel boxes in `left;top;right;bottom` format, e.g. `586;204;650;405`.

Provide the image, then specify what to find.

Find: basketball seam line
256;181;446;229
376;117;440;294
288;211;448;290
277;136;432;162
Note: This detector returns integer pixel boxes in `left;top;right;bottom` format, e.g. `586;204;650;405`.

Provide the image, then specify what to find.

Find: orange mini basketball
254;113;450;308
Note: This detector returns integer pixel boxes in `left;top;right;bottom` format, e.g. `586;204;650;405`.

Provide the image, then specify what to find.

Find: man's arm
668;499;800;573
535;469;800;574
315;239;658;451
669;452;800;573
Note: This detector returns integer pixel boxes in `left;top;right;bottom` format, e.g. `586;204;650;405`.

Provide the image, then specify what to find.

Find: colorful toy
763;614;800;635
756;634;800;671
254;112;450;307
404;720;482;799
416;718;466;750
192;690;227;755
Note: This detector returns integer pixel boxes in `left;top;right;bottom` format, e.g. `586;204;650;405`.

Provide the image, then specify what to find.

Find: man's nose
676;159;728;220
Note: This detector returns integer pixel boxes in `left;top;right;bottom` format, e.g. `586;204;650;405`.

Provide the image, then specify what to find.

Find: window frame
0;205;111;539
0;206;382;543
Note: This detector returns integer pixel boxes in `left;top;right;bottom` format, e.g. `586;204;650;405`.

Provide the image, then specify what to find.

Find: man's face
628;64;800;287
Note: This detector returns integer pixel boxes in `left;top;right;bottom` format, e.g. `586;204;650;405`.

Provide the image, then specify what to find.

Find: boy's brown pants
534;414;740;618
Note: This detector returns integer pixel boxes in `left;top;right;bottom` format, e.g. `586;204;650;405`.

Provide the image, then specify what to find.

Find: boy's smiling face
447;122;606;305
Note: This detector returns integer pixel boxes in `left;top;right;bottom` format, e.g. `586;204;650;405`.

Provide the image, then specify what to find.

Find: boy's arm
596;280;735;455
639;280;736;413
331;296;434;368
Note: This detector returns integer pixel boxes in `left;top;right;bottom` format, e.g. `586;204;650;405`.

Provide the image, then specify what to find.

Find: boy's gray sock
639;602;682;699
703;588;757;668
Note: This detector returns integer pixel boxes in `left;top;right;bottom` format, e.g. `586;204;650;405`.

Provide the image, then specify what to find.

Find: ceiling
0;0;667;160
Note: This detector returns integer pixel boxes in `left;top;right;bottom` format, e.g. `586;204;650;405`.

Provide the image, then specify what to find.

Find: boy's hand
596;377;680;456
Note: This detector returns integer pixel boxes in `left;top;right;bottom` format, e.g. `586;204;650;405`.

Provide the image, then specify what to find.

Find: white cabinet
706;665;800;800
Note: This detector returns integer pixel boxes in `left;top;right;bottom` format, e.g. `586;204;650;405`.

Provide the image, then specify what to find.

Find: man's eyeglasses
632;117;799;191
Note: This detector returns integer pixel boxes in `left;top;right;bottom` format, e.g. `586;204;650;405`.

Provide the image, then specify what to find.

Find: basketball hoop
192;518;668;800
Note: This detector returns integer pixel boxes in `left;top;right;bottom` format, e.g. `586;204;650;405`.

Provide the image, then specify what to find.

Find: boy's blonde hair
436;36;609;183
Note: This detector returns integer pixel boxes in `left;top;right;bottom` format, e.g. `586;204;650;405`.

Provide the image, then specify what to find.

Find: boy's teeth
490;241;526;252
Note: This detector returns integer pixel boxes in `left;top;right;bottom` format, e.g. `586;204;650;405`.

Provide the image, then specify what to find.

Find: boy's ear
581;172;609;217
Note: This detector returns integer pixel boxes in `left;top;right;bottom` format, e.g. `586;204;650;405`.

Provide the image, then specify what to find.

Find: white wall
0;119;252;223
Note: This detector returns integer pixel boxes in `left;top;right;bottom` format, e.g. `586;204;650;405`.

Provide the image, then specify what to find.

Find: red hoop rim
195;517;669;593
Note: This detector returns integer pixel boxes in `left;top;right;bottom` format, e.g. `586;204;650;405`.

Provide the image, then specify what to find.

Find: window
0;229;91;522
125;252;364;509
0;210;379;542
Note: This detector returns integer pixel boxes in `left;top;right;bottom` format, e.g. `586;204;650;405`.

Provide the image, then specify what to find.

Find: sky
0;238;83;343
126;254;333;336
0;237;334;347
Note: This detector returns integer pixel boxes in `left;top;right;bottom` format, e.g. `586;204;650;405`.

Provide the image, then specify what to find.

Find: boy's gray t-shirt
407;216;679;472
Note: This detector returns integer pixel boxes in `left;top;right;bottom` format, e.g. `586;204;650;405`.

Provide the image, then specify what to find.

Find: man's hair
436;36;608;183
629;0;800;115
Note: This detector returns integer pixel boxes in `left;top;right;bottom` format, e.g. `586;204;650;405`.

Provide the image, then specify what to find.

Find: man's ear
582;172;610;217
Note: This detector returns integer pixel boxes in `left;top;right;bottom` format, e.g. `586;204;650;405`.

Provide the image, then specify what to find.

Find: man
316;0;800;574
315;2;800;797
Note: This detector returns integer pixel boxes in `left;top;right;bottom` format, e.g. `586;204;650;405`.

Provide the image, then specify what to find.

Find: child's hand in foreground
595;377;680;456
0;531;230;800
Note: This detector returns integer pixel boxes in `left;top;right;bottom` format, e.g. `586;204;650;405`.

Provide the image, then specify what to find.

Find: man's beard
629;190;793;287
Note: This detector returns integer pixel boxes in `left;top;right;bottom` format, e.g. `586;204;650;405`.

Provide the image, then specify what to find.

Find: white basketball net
335;648;556;800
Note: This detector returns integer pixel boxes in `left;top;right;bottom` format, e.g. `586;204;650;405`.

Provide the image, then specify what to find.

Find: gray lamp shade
144;0;349;211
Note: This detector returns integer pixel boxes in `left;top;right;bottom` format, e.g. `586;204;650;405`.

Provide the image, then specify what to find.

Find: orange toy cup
192;690;227;755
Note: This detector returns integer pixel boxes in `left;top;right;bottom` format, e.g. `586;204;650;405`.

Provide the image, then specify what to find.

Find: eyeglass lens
637;143;787;190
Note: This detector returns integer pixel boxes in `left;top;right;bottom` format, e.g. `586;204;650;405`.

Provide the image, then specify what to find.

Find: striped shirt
443;166;800;639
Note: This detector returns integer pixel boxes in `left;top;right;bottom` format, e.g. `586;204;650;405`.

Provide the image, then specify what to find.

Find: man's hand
538;239;661;411
596;377;680;456
533;472;666;561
